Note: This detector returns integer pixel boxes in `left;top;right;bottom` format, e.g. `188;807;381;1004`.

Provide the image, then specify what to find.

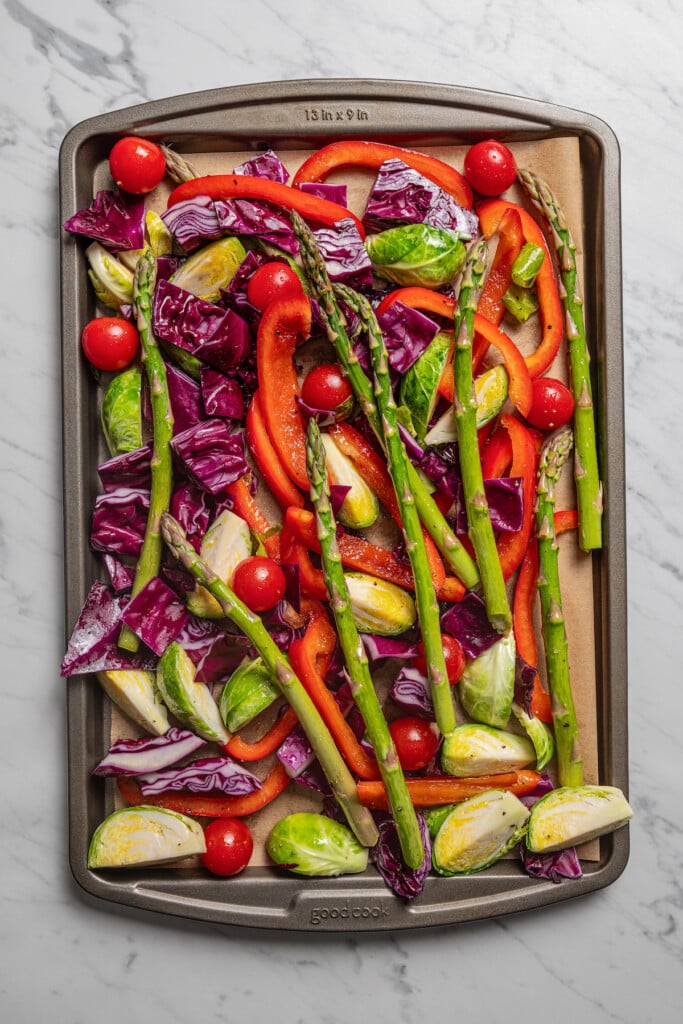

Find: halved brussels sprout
96;669;169;736
156;642;229;744
440;723;536;777
186;509;252;619
526;786;633;854
344;572;416;636
459;632;516;729
86;242;134;307
432;789;530;876
266;813;369;876
423;364;509;447
399;332;453;443
146;210;173;256
88;806;205;869
365;224;466;290
218;657;280;733
170;237;246;302
511;702;554;772
101;367;143;457
322;433;379;529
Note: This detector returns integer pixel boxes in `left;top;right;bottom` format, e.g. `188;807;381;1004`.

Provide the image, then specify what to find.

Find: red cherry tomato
247;263;304;311
232;556;287;612
200;818;253;877
526;377;575;431
109;136;166;195
389;716;440;771
413;634;466;685
301;363;353;414
463;140;517;197
81;317;139;371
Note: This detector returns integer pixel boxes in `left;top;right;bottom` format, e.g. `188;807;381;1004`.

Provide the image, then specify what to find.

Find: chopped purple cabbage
280;563;301;614
233;149;289;184
200;367;245;420
63;188;146;251
169;419;248;494
295;394;339;427
277;726;315;779
361;634;419;664
363;159;478;238
297;181;348;206
372;813;431;899
102;553;136;594
440;591;502;660
137;756;262;796
520;843;583;883
174;617;252;683
166;362;205;435
91;486;150;558
120;576;190;656
152;278;252;373
329;484;352;518
514;655;539;716
161;195;223;252
377;302;440;374
98;444;152;493
61;582;156;676
312;218;373;290
170;481;212;546
293;762;331;795
93;727;206;777
389;666;434;718
449;476;525;534
214;198;299;254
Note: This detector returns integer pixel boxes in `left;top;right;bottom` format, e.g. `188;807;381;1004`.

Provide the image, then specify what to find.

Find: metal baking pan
60;79;627;931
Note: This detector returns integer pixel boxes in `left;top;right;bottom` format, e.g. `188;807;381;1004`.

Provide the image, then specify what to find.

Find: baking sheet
61;80;627;930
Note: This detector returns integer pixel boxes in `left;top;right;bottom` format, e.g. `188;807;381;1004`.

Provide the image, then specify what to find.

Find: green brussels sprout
321;433;379;529
170;237;246;302
100;367;143;457
365;224;466;290
424;364;509;446
96;669;169;736
511;701;554;772
186;509;252;619
146;210;173;256
266;813;369;876
432;789;530;876
344;572;417;636
88;806;205;869
86;242;134;307
440;723;536;777
156;643;229;743
218;657;280;733
526;785;633;854
399;332;453;443
459;632;516;729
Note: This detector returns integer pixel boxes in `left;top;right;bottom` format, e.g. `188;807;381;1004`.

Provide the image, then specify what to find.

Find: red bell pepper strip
225;477;280;561
474;207;524;367
256;294;312;492
224;706;299;762
167;173;366;238
481;426;513;480
478;199;564;379
246;391;305;510
496;414;538;581
280;523;328;601
513;508;579;724
117;763;291;818
292;140;473;209
289;614;381;781
357;769;542;809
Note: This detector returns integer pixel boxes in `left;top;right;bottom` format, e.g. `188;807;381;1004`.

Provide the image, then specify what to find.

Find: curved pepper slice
225;476;280;561
478;199;564;379
513;509;579;723
224;706;299;762
292;140;473;209
246;391;305;510
117;763;290;818
474;207;524;368
481;425;513;480
167;173;365;238
256;294;312;492
280;523;328;601
497;414;538;581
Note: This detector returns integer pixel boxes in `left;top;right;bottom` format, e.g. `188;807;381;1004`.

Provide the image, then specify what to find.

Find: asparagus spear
306;419;425;869
291;210;479;591
452;239;511;634
333;286;456;737
160;513;379;848
518;169;603;552
160;144;200;184
119;252;174;652
535;427;583;787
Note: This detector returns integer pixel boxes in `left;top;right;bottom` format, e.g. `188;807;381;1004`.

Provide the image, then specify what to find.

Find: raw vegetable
440;723;536;777
137;756;262;796
399;332;453;443
170;236;246;302
88;805;205;868
86;242;134;308
186;507;252;619
93;728;205;776
413;633;466;686
266;813;369;877
201;819;253;876
526;377;575;431
156;642;230;744
320;433;379;530
372;813;432;900
388;717;440;771
64;188;146;250
301;363;354;418
463;139;517;197
82;317;139;371
511;242;545;288
96;669;169;736
363;158;477;236
118;763;290;819
109;136;166;195
365;224;466;289
431;789;530;875
459;632;516;729
231;556;287;613
358;770;541;809
101;367;143;456
247;261;304;310
502;283;539;322
526;786;633;853
218;657;280;733
425;364;509;446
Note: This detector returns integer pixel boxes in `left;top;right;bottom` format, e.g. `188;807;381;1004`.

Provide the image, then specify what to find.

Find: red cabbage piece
329;484;352;518
152;278;252;373
312;218;373;290
521;843;583;883
280;563;301;614
233;149;289;184
277;727;315;779
200;366;245;420
389;666;434;718
169;419;248;494
120;576;191;656
102;553;136;594
293;762;331;795
214;198;298;254
170;481;212;545
298;181;348;206
61;582;156;676
91;486;150;558
361;634;419;664
363;159;478;238
161;196;222;252
295;394;340;427
63;188;145;250
220;250;266;323
98;444;152;493
372;813;431;899
156;255;182;280
174;617;252;683
166;362;205;435
137;756;262;796
450;476;525;534
93;728;206;777
441;591;503;660
377;302;440;374
514;655;538;715
262;600;307;651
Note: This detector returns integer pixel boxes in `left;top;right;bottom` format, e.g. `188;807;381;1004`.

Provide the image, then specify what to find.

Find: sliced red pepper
357;769;542;809
224;706;299;762
481;426;513;480
280;523;328;601
246;391;305;510
497;414;538;581
225;476;280;561
474;207;524;367
289;614;381;781
167;173;365;238
256;294;312;492
117;763;290;818
292;141;473;209
478;199;563;379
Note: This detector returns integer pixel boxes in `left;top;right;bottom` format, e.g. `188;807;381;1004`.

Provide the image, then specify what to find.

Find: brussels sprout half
266;813;369;877
365;224;466;290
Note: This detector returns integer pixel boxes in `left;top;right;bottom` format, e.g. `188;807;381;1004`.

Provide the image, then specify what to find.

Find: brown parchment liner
107;135;599;867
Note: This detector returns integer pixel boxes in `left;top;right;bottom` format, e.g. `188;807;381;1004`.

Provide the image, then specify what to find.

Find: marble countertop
2;0;681;1020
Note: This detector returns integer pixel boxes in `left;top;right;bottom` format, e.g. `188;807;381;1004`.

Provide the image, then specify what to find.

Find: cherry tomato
81;317;139;371
109;136;166;195
526;376;575;431
247;263;304;311
389;716;440;771
232;556;287;612
200;818;253;877
463;140;517;197
301;363;353;415
413;634;466;685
